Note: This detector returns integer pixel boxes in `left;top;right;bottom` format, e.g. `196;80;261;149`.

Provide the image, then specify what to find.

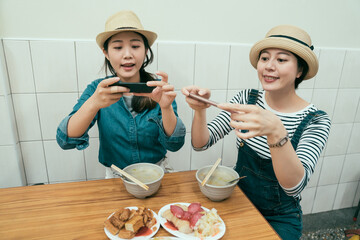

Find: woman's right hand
90;77;130;110
181;86;211;111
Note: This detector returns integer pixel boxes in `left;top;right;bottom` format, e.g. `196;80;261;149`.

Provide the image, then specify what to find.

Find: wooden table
0;170;280;239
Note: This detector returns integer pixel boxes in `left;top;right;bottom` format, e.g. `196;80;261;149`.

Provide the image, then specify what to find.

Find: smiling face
103;31;146;82
257;48;302;92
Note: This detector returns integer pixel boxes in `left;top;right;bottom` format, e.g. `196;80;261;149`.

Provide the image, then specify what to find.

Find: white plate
150;237;180;240
104;207;161;240
158;203;226;240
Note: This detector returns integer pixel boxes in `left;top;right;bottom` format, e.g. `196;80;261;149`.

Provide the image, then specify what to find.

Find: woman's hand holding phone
181;86;212;111
90;77;130;110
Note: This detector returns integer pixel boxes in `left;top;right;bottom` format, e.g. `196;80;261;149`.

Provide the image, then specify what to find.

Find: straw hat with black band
96;10;157;49
249;25;318;80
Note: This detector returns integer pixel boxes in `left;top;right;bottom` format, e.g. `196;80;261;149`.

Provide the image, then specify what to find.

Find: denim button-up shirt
56;77;186;169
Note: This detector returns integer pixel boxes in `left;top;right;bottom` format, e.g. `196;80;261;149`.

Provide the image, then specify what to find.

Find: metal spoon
227;176;247;184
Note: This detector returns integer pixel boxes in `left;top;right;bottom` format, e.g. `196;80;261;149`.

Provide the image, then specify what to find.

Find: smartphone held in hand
110;82;155;93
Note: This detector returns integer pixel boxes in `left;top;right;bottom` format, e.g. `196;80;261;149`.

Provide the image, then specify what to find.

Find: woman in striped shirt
182;25;331;240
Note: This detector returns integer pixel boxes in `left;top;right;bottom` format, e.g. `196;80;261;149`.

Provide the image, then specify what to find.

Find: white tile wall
0;96;16;145
0;39;359;215
312;184;337;213
3;40;35;93
318;155;345;186
30;41;78;93
332;89;360;123
44;140;86;182
12;94;42;141
194;43;230;89
339;49;360;88
21;141;48;184
158;42;195;90
0;144;25;188
228;44;259;90
75;41;105;92
37;93;78;140
348;123;360;154
84;137;104;180
300;187;316;214
333;181;358;210
315;48;346;89
340;153;360;183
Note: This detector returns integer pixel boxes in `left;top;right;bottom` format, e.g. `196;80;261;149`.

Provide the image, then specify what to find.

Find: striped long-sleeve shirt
196;89;331;199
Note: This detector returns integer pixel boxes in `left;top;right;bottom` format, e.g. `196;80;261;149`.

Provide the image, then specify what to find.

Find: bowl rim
196;165;240;188
122;163;164;185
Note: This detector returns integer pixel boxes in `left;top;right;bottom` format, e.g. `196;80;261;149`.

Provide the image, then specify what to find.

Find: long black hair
103;32;157;112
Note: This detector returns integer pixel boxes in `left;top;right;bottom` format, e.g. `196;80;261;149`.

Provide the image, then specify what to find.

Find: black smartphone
109;82;156;93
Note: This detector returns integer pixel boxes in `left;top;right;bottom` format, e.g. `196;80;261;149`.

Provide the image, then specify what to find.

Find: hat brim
96;29;157;49
249;37;318;80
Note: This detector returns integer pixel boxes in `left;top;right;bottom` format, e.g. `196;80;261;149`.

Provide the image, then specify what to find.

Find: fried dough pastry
104;206;156;239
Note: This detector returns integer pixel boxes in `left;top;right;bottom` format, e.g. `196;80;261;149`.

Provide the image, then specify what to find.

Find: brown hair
103;32;157;112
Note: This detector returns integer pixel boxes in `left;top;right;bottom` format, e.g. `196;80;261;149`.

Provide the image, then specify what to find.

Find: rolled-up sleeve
56;115;90;150
156;116;186;152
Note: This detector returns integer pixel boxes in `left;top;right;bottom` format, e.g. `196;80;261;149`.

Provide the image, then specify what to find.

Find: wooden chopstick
111;164;149;191
201;158;222;186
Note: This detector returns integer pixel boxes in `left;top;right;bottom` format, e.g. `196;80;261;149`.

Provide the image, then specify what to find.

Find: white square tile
311;89;337;119
300;187;316;215
43;140;86;182
325;123;352;156
30;40;78;93
191;139;224;170
75;41;105;92
166;134;191;171
0;145;25;188
145;43;158;74
333;181;358;210
353;182;360;206
84;137;105;180
228;44;258;90
315;48;346;89
340;50;360;88
20;141;48;184
307;157;324;188
296;88;313;103
158;42;195;91
3;40;35;94
0;40;9;96
37;93;79;140
348;123;360;154
355;101;360;123
194;43;230;90
318;155;345;186
222;130;238;167
340;153;360;182
332;89;360;123
312;184;337;213
12;94;42;141
0;96;16;145
174;91;192;133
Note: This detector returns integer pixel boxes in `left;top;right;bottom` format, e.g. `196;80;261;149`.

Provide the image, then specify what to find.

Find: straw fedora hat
249;25;318;80
96;10;157;49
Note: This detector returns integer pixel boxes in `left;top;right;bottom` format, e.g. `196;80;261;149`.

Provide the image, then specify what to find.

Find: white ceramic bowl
122;163;164;199
196;165;239;201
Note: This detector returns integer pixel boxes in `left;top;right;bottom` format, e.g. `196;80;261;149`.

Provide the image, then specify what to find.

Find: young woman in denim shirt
182;25;331;239
56;11;186;176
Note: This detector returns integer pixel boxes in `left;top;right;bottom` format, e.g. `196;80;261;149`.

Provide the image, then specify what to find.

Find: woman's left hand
135;71;176;109
218;103;284;139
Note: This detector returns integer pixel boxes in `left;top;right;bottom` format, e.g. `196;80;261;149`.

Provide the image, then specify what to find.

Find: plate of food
158;202;225;240
104;206;160;240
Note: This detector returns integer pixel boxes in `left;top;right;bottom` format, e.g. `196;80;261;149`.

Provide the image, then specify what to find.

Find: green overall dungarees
235;89;326;239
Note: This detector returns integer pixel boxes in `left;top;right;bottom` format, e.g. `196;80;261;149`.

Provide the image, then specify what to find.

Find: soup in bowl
196;165;239;201
122;163;164;198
